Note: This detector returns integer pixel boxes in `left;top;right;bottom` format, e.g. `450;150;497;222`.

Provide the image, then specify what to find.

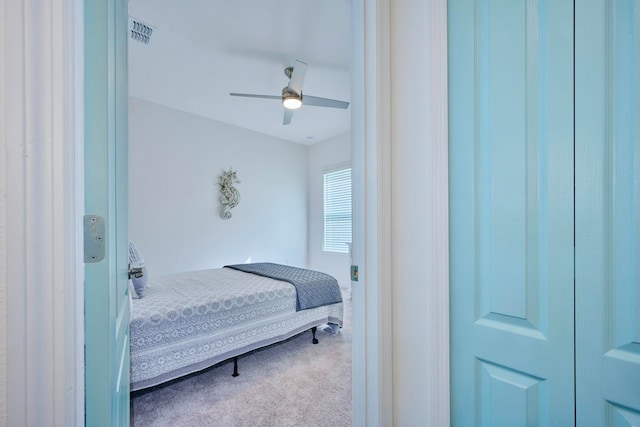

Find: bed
129;262;344;391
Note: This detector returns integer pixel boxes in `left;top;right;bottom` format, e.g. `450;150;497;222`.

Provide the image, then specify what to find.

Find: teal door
450;0;640;425
84;0;130;425
448;0;575;424
575;0;640;424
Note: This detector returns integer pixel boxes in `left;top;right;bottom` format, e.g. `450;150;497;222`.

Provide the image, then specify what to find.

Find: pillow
129;241;149;298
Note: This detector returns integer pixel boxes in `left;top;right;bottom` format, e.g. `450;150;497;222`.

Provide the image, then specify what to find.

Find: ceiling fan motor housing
284;66;294;79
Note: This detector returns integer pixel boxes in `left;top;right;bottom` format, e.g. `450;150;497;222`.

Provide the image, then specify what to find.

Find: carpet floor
130;295;352;427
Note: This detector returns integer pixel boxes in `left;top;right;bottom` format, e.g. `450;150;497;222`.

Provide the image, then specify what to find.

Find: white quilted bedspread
130;267;343;391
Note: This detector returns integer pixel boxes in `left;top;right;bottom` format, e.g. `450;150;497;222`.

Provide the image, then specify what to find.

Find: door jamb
5;0;85;425
351;0;394;424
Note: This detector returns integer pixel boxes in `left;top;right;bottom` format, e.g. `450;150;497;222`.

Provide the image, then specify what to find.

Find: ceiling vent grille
129;17;154;44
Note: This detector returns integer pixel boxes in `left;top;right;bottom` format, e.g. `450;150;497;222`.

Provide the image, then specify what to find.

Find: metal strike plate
84;215;105;263
351;265;359;282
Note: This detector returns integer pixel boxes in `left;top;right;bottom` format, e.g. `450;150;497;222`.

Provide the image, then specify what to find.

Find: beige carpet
130;296;352;427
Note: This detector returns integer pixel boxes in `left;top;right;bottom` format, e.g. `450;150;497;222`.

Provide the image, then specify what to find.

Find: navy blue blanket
224;263;343;311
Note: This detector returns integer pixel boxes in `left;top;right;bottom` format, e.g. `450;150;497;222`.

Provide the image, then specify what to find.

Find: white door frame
4;0;85;425
352;0;449;425
351;0;393;423
4;0;449;425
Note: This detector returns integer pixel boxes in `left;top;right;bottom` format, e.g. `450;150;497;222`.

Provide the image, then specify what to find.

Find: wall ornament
219;169;241;219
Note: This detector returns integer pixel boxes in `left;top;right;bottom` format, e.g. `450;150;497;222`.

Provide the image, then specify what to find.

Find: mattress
130;267;344;391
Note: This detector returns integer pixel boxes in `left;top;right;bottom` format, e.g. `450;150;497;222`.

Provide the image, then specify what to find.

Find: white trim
367;0;394;424
350;0;367;422
373;0;394;423
350;0;368;424
72;0;85;424
389;0;450;425
427;2;451;421
6;1;30;423
351;0;394;424
5;0;83;425
354;0;451;425
0;0;7;420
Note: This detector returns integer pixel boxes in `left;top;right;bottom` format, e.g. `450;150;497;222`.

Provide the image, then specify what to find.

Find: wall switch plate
351;265;359;282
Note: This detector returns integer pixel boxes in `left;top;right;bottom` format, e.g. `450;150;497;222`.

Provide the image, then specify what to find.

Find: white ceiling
127;0;351;145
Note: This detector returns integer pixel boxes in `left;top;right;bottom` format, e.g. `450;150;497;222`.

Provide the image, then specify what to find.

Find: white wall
0;0;7;423
129;97;309;275
307;132;351;288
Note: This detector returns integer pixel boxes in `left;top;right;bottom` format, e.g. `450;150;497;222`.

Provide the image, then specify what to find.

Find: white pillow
129;241;149;298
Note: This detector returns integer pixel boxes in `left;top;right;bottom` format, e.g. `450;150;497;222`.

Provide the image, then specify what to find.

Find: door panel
84;0;130;424
449;0;575;424
575;0;640;424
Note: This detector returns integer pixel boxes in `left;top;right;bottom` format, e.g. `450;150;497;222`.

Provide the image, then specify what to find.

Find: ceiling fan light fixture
282;89;302;110
283;97;302;110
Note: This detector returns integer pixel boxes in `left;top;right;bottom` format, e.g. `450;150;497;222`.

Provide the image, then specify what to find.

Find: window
324;166;352;253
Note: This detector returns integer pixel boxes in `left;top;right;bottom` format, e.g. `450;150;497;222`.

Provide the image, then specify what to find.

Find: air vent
129;17;154;44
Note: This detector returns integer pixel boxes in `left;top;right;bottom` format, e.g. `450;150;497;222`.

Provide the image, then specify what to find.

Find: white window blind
324;167;352;253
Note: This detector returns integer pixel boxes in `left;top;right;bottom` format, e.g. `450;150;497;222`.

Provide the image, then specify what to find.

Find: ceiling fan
230;59;350;125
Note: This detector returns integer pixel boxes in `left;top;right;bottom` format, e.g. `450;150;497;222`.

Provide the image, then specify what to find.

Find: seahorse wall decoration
219;169;241;219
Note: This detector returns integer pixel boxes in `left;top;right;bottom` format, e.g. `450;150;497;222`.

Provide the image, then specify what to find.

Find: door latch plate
84;215;105;263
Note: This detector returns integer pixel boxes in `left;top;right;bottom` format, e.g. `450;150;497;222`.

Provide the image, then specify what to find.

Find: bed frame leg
232;356;239;377
311;326;319;344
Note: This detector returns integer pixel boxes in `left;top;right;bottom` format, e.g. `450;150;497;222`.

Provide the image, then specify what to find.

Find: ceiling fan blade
287;60;307;95
283;109;294;125
303;95;350;109
230;92;281;100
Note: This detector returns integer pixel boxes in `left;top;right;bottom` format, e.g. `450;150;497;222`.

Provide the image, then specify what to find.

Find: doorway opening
126;1;358;425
